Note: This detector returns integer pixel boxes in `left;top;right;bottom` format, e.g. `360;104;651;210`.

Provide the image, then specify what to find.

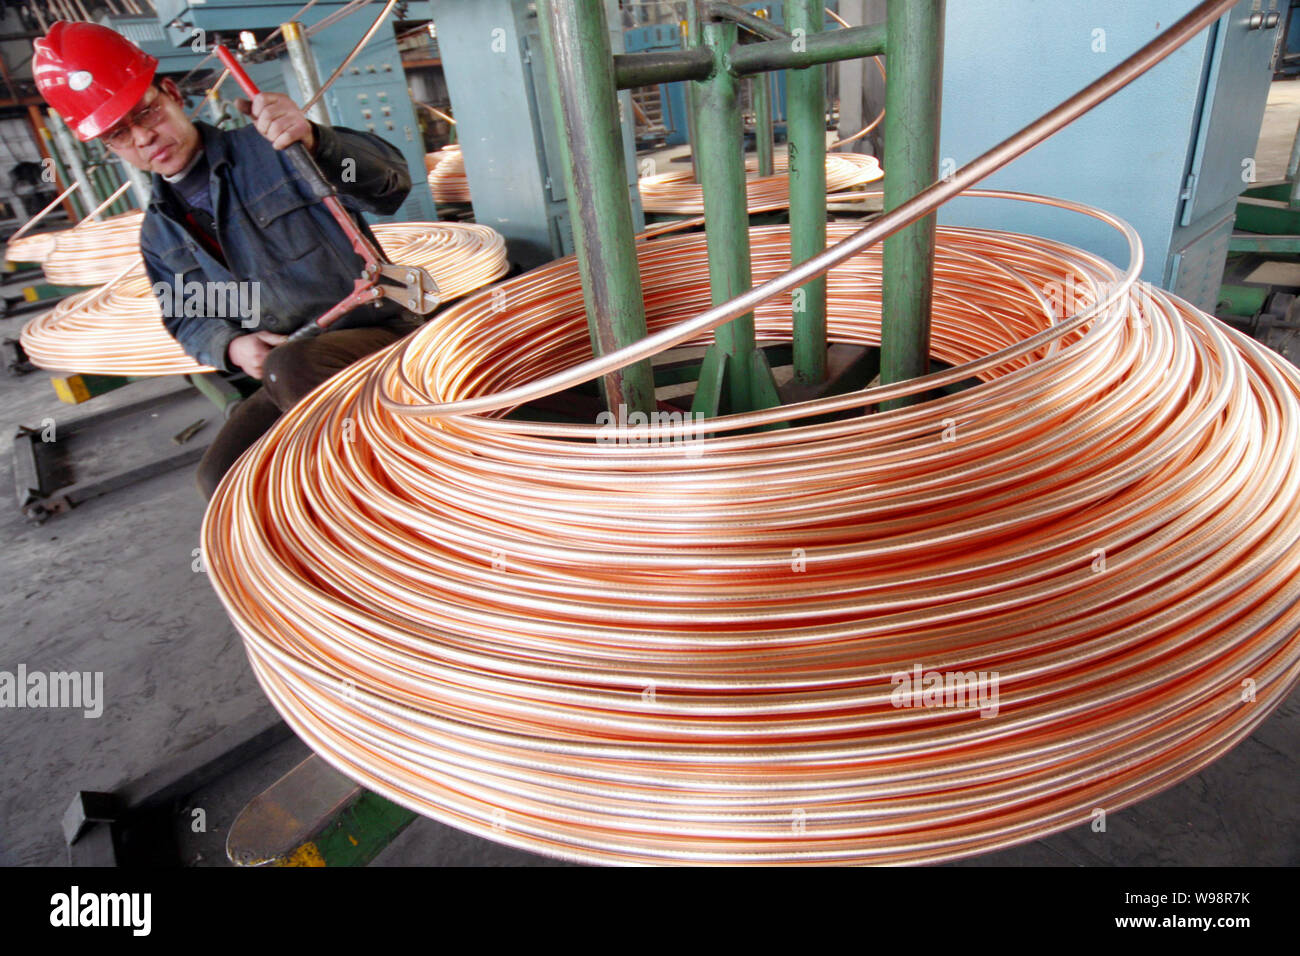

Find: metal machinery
625;6;792;149
154;0;438;222
937;0;1283;314
427;0;644;269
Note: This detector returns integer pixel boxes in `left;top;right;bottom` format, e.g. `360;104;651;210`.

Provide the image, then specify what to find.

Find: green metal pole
881;0;943;409
683;15;700;183
691;16;775;416
84;143;120;216
751;7;775;179
612;47;713;88
786;0;827;384
536;0;656;416
753;71;774;177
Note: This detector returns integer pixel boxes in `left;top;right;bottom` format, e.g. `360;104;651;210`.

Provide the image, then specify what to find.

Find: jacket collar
147;121;230;213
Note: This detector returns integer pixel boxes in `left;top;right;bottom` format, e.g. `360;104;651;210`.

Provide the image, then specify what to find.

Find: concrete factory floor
1;82;1299;869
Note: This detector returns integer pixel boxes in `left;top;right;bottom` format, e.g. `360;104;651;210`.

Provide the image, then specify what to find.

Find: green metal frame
1216;283;1269;317
689;16;781;417
534;0;944;418
786;0;829;385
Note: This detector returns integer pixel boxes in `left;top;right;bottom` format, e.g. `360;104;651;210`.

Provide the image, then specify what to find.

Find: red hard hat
33;21;158;141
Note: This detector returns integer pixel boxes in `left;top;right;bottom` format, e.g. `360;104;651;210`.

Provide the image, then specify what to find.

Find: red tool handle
214;45;261;99
213;44;387;337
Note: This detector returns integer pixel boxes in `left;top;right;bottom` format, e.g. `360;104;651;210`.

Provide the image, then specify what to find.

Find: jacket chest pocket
151;241;203;287
245;181;323;261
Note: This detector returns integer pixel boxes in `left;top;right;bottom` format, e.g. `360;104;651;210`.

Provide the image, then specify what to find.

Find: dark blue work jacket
140;120;417;372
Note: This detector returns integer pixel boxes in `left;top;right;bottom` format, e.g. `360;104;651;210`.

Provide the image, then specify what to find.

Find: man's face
100;79;201;178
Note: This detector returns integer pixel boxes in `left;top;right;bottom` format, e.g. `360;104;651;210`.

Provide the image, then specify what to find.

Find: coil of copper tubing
427;146;470;204
201;184;1300;864
5;229;60;264
42;210;145;287
20;265;212;375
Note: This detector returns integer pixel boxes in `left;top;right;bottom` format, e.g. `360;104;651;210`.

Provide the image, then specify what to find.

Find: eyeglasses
101;95;167;149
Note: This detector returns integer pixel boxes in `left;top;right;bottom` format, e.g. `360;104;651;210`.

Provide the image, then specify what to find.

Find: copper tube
201;193;1300;864
79;180;133;222
199;1;1268;865
828;57;886;150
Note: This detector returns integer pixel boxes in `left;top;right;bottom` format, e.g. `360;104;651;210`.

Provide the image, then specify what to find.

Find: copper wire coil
427;145;470;204
21;222;509;376
638;152;883;214
42;210;145;286
5;230;60;264
370;221;509;301
20;266;214;376
201;196;1300;865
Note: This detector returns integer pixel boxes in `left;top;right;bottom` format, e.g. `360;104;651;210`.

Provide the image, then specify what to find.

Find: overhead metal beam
612;23;886;89
613;48;713;89
728;23;886;75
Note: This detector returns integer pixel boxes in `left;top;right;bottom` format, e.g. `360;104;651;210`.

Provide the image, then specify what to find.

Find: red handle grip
214;45;261;100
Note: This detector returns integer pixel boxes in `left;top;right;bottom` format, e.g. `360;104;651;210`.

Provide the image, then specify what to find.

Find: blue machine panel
1182;4;1279;224
937;0;1281;311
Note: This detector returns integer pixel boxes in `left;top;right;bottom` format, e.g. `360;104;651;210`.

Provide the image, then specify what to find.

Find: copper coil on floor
5;230;60;264
427;145;470;204
638;152;883;214
202;193;1300;866
43;211;144;286
370;221;509;301
20;266;213;376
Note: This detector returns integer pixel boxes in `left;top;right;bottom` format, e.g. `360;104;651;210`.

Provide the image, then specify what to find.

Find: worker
32;20;418;498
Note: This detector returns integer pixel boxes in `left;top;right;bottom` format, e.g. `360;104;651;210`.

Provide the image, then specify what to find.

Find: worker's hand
235;92;317;153
228;330;288;379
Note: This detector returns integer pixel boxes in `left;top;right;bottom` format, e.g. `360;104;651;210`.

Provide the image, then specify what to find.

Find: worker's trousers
196;326;405;500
